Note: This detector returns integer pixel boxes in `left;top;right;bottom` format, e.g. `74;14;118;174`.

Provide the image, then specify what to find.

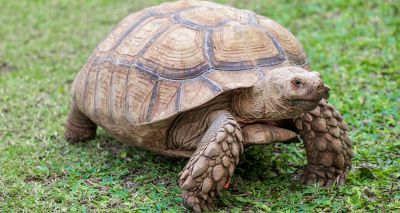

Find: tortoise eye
293;79;302;86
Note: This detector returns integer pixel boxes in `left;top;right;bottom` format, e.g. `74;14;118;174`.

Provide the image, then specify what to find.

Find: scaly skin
65;101;97;143
295;99;353;186
179;110;243;212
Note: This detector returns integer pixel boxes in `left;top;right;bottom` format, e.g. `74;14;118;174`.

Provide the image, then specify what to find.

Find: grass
0;0;399;211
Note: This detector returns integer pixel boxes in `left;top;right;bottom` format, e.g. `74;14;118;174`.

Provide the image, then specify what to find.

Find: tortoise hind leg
65;101;97;143
178;110;243;212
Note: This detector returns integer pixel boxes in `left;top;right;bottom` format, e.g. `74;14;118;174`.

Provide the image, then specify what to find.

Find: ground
0;0;399;212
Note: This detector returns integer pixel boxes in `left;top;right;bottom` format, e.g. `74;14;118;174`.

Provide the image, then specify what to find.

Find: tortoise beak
322;84;330;99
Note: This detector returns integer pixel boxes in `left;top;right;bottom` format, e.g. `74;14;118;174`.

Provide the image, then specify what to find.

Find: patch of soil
0;62;16;73
24;171;67;185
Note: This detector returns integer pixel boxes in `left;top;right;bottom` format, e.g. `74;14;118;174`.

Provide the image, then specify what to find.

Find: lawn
0;0;399;212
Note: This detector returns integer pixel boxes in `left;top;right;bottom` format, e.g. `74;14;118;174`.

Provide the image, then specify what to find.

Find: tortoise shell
73;0;308;125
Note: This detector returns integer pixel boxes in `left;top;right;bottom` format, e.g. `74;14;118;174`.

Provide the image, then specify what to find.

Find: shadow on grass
74;130;306;188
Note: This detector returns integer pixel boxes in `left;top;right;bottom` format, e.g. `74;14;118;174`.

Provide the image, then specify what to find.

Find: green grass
0;0;399;211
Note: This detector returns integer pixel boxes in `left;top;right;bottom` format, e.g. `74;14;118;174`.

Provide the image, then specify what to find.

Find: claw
338;177;345;186
326;178;334;187
306;176;316;185
224;176;231;189
300;165;348;188
193;204;201;213
318;177;325;186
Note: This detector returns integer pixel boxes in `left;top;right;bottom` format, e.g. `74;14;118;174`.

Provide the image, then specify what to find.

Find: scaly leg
295;99;353;186
65;101;97;143
179;110;243;212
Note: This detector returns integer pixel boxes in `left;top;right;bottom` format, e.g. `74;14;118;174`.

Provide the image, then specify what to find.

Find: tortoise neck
231;88;265;123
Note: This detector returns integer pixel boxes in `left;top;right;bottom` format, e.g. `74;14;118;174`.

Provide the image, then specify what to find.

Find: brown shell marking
140;25;207;79
151;0;201;14
110;65;129;123
97;11;147;53
180;5;250;27
116;16;173;57
180;77;222;111
206;70;259;90
72;62;91;106
150;80;181;122
257;16;307;65
94;62;114;123
125;67;157;123
82;63;99;122
211;22;281;70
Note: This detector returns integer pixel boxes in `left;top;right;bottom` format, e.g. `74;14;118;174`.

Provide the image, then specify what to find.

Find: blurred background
0;0;398;211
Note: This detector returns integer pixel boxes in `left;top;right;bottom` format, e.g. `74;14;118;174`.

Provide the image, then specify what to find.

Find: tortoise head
233;66;329;121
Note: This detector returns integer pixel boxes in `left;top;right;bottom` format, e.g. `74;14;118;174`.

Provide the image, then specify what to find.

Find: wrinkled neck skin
232;78;304;124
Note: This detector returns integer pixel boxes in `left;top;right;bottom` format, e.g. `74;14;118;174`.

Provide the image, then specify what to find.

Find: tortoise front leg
295;99;353;186
178;110;243;212
241;123;297;145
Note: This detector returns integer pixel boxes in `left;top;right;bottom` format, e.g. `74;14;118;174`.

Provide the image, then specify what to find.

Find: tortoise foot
65;123;96;143
300;164;347;187
182;192;216;212
65;101;97;143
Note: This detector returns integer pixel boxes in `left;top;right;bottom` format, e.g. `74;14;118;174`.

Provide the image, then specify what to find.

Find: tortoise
65;0;353;211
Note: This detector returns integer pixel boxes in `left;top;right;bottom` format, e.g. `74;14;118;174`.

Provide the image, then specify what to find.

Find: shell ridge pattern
172;13;208;31
175;83;183;112
107;63;117;124
135;23;175;59
110;13;153;51
172;9;232;31
250;22;288;67
146;80;160;122
212;25;287;70
109;8;178;53
150;4;201;17
92;62;102;120
78;61;94;112
123;66;131;124
137;22;211;80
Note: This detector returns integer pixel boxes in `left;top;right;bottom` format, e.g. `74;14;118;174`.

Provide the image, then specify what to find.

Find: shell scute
150;80;181;122
179;5;250;27
140;25;208;79
151;0;200;14
125;67;157;123
96;11;148;53
257;16;307;65
206;69;260;90
211;22;283;70
116;16;173;57
110;66;129;123
180;78;221;111
94;62;114;123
